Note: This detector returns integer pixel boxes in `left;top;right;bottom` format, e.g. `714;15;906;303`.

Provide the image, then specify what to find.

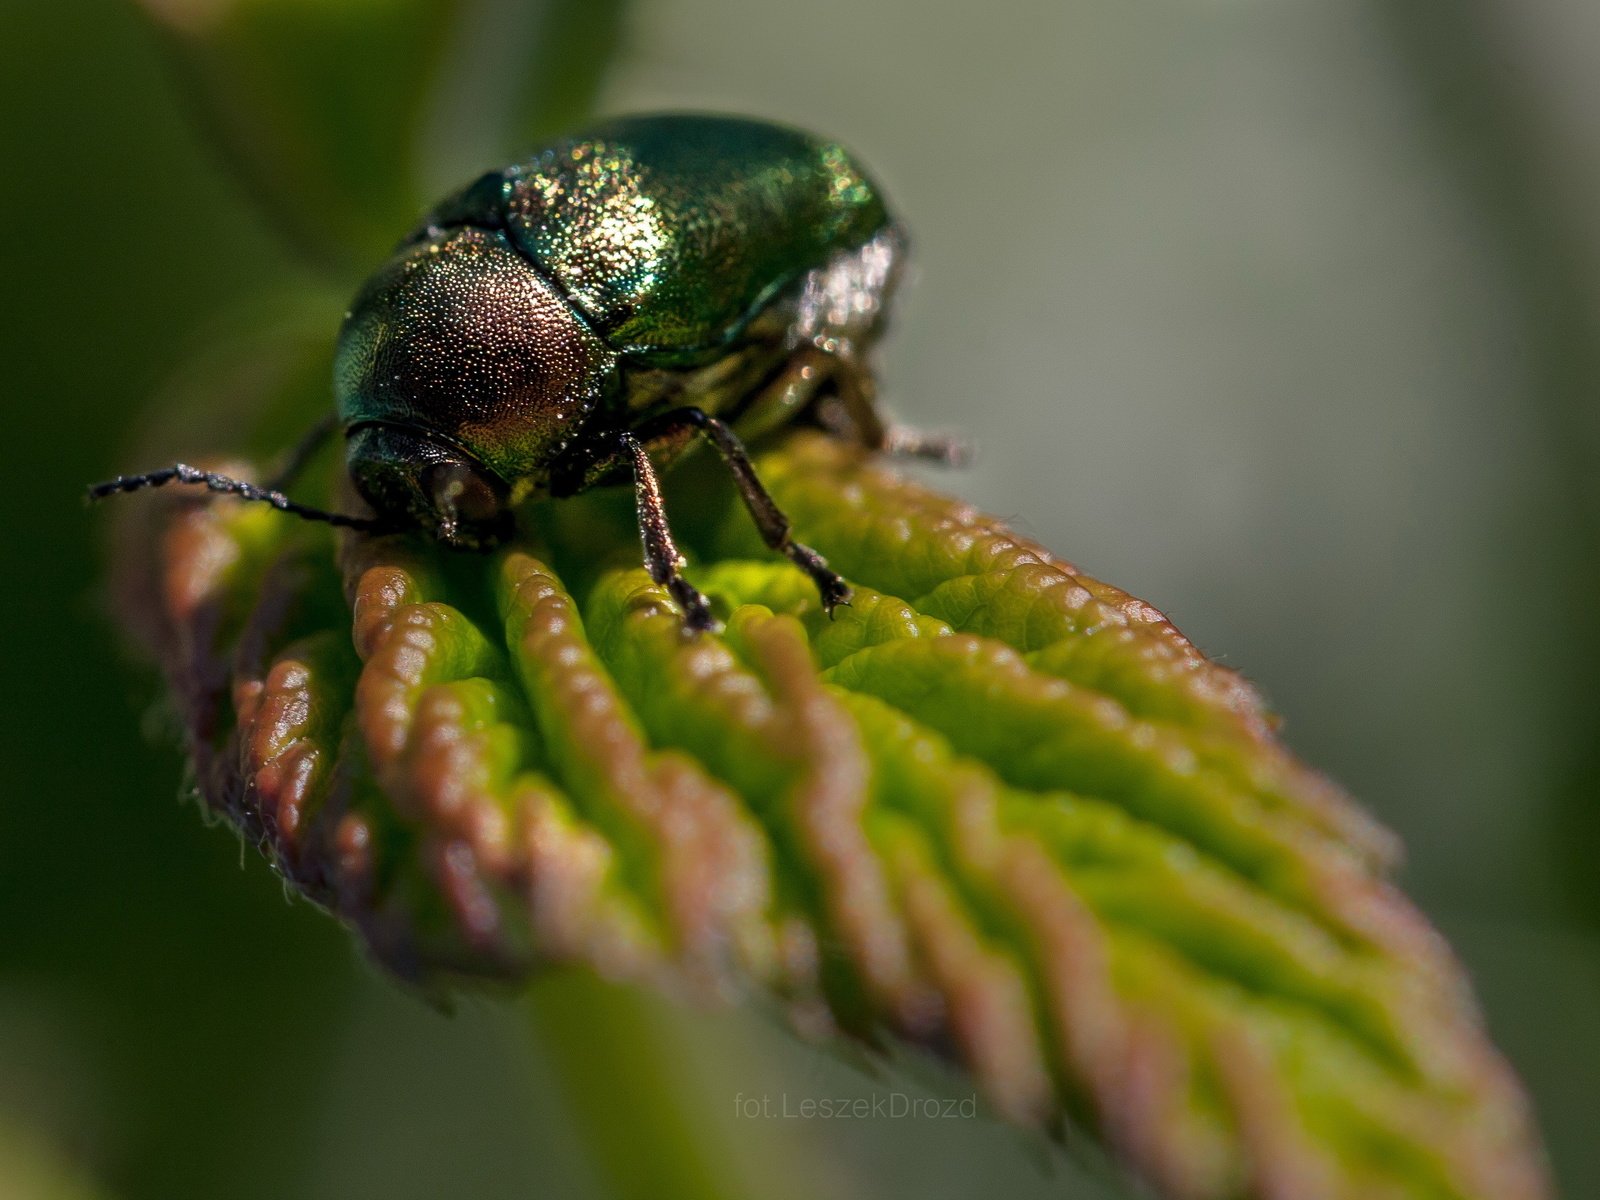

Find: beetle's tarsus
783;539;852;617
821;577;853;618
671;579;719;635
882;425;972;467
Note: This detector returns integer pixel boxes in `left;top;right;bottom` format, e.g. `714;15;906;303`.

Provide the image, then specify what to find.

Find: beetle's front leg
619;429;717;633
265;413;341;491
633;407;852;617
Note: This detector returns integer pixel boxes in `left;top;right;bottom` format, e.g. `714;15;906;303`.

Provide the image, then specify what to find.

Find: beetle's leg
880;425;973;466
266;413;341;491
728;347;841;446
816;356;888;450
815;354;971;465
86;463;391;534
635;407;852;617
619;430;717;633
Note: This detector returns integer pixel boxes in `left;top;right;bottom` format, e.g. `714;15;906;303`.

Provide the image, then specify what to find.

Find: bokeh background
3;0;1598;1196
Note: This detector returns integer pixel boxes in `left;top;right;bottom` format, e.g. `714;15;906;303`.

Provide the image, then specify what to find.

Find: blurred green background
3;0;1598;1196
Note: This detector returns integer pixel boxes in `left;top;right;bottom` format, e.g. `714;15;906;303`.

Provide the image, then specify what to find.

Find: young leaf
109;431;1550;1200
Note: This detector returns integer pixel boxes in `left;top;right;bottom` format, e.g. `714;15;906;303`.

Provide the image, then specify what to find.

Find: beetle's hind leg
879;424;972;466
815;357;971;466
620;430;717;633
634;407;852;618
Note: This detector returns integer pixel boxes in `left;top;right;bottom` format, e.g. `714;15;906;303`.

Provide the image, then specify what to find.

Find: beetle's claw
683;606;721;637
781;542;850;619
669;579;719;636
819;576;853;619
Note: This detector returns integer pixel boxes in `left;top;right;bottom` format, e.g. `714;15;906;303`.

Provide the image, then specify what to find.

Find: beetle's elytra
91;113;961;632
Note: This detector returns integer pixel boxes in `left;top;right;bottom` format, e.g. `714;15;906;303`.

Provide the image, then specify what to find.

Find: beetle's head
334;225;618;548
341;423;512;550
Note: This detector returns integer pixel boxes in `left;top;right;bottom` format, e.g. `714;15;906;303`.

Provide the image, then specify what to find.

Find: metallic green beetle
92;113;955;631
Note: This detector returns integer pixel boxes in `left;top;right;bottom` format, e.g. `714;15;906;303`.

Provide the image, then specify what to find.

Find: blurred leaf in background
138;0;626;273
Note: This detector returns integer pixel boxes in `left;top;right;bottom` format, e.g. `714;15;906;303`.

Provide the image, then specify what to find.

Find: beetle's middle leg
634;406;852;617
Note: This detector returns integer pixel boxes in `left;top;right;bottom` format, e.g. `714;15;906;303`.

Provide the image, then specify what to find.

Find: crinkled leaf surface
113;431;1548;1200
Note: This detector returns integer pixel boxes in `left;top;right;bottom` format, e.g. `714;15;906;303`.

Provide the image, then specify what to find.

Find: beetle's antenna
86;463;391;534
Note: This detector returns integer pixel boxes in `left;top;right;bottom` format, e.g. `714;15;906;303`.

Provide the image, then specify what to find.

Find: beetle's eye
424;461;509;547
427;462;500;522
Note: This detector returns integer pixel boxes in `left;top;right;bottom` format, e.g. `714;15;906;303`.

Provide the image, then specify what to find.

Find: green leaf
137;0;628;274
110;430;1549;1200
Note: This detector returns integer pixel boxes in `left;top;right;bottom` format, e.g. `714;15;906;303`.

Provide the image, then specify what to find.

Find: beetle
90;113;958;631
